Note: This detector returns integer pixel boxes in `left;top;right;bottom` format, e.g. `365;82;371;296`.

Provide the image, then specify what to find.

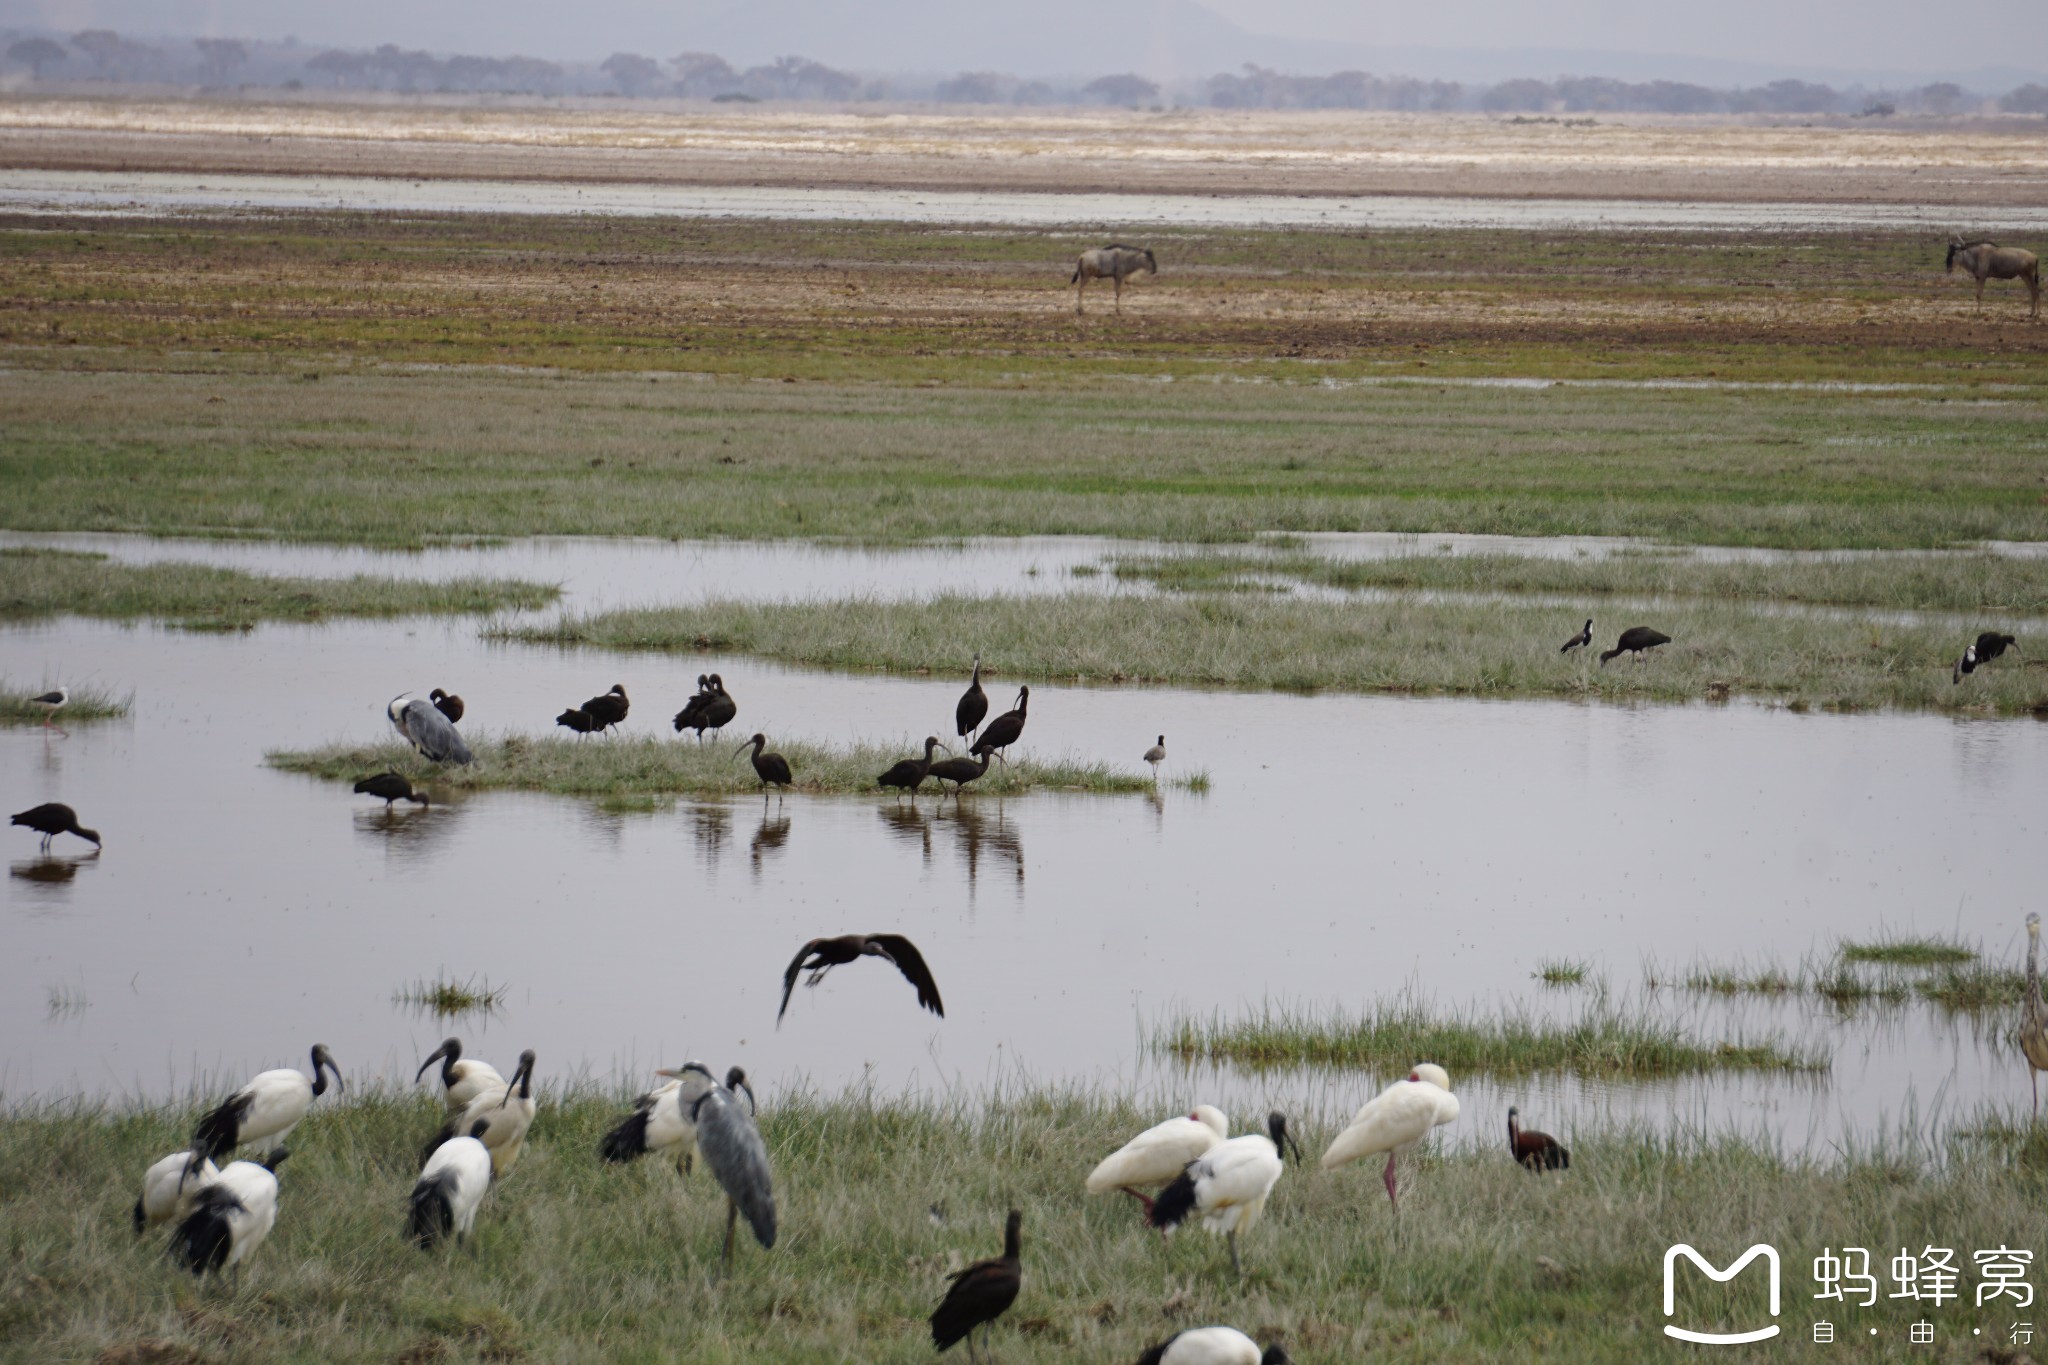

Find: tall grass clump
1841;936;1977;966
0;680;130;726
393;974;508;1018
1151;999;1825;1076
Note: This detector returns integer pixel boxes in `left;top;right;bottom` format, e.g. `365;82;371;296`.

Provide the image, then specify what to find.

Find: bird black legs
1227;1228;1243;1277
723;1198;739;1265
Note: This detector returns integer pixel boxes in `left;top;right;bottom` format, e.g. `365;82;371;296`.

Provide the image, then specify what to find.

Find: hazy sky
8;0;2039;83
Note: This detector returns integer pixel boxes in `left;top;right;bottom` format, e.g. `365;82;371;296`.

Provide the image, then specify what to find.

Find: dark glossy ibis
353;771;428;810
1560;618;1593;654
672;674;712;735
1134;1328;1293;1365
778;933;944;1024
556;706;598;736
697;674;738;739
1144;734;1166;782
735;733;793;796
956;653;989;743
1507;1106;1569;1172
428;688;464;724
10;802;101;852
28;686;67;731
930;1208;1022;1362
1599;626;1670;666
927;751;992;798
878;735;947;800
969;685;1029;764
577;684;629;735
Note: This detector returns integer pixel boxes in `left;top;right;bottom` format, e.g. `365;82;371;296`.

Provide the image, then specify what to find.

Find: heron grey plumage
691;1066;777;1262
388;694;474;766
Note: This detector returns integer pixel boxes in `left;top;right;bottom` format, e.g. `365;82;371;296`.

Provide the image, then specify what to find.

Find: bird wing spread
777;939;824;1023
868;934;944;1017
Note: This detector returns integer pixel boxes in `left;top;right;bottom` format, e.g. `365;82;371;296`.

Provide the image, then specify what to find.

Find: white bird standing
387;693;474;766
1320;1062;1460;1212
1147;1111;1301;1275
1086;1104;1229;1217
1134;1326;1294;1365
134;1151;219;1232
424;1049;536;1179
409;1119;495;1249
600;1062;720;1176
172;1150;289;1286
191;1043;343;1162
415;1036;507;1114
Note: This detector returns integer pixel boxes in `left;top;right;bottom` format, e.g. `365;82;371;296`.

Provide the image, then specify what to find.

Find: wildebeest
1947;237;2040;318
1071;245;1156;315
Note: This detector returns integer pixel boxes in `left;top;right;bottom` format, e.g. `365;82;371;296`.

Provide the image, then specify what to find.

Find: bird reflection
876;802;934;865
11;855;93;886
750;810;791;878
942;801;1024;889
352;800;459;856
688;803;732;863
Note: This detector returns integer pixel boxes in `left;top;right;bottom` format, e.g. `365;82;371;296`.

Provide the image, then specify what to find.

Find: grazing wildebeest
1071;245;1156;315
1947;237;2040;319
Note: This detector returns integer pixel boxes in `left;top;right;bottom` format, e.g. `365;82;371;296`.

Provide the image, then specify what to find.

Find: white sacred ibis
135;1151;219;1232
172;1150;288;1286
415;1037;506;1113
1147;1112;1300;1275
409;1119;494;1249
191;1044;342;1161
600;1062;719;1176
425;1049;536;1178
1133;1327;1293;1365
1320;1063;1460;1211
1085;1105;1228;1218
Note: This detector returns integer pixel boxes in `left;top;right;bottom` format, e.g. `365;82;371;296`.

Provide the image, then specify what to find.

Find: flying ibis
172;1149;288;1286
429;688;465;724
10;802;100;853
1507;1106;1569;1172
930;1208;1022;1363
691;1066;777;1264
425;1049;536;1178
735;733;793;797
969;686;1029;764
777;933;943;1025
135;1151;219;1233
1148;1112;1300;1276
409;1118;494;1250
1133;1327;1293;1365
1599;626;1670;666
353;771;428;810
600;1061;720;1176
878;735;947;800
1560;619;1592;654
192;1044;342;1162
415;1037;506;1113
1320;1063;1460;1212
1086;1105;1228;1218
956;654;989;743
387;693;474;764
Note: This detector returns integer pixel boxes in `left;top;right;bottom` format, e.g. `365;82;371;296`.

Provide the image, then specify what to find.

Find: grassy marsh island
0;547;556;628
0;679;130;726
7;1088;2048;1362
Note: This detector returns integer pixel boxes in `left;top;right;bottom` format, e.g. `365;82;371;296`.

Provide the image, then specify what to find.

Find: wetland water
5;534;2045;1152
7;168;2048;234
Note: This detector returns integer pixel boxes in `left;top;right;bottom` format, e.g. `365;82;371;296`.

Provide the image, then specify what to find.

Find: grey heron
691;1066;776;1263
387;693;474;765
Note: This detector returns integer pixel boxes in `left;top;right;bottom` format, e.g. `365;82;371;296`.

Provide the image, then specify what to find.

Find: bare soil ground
5;94;2048;204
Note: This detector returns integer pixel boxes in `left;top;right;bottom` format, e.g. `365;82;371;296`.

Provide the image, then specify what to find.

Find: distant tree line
4;28;2047;118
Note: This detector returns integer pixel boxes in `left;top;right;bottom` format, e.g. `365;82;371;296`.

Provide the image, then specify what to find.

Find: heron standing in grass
2021;914;2048;1115
692;1066;776;1265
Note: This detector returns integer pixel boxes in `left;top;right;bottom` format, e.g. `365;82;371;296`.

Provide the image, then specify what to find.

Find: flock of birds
124;1034;1574;1363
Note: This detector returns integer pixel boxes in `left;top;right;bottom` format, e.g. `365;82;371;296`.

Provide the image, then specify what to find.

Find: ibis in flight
1148;1112;1300;1275
600;1061;721;1176
1320;1063;1460;1212
172;1149;289;1286
410;1118;494;1250
1599;626;1670;666
1086;1105;1228;1218
1560;619;1592;654
777;934;943;1025
956;654;988;744
387;693;474;764
1134;1328;1294;1365
429;688;465;724
191;1044;342;1162
415;1037;506;1113
353;771;428;810
930;1208;1022;1363
878;736;947;800
969;686;1029;764
691;1066;777;1264
10;802;100;853
1507;1106;1569;1172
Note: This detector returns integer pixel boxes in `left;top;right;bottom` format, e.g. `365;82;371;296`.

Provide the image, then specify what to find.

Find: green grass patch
1916;963;2027;1012
1841;936;1978;966
9;1086;2048;1361
269;735;1155;798
392;973;508;1018
0;679;130;726
0;547;556;627
1533;959;1592;987
504;592;2048;715
1151;1000;1824;1076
